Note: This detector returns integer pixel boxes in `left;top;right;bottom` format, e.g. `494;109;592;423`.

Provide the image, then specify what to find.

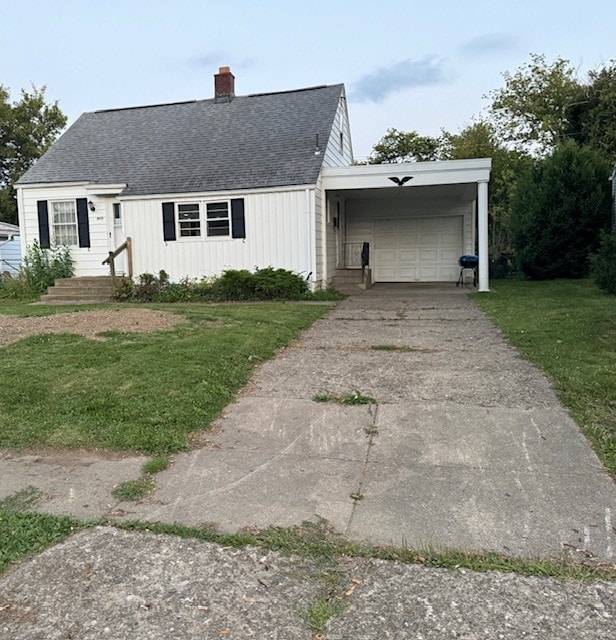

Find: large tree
486;54;582;156
0;85;66;224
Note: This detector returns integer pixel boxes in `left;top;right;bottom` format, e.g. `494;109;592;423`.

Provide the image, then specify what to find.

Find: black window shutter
231;198;245;239
76;198;90;248
37;200;50;248
162;202;176;241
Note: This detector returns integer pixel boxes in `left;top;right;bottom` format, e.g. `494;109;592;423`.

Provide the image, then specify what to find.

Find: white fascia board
84;184;128;196
119;183;317;201
322;159;492;190
16;181;91;190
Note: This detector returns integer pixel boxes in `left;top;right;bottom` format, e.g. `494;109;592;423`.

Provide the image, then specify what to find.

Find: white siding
322;94;353;168
123;188;313;282
18;185;111;277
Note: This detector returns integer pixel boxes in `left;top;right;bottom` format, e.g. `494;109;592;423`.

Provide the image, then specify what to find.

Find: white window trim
174;199;232;241
50;199;78;247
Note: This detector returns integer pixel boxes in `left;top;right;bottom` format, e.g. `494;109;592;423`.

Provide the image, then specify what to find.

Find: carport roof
321;158;491;192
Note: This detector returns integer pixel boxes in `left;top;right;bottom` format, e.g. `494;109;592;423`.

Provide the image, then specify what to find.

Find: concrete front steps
329;268;372;295
40;276;116;303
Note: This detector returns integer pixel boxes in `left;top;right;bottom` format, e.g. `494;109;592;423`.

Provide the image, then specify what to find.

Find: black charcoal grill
456;255;478;287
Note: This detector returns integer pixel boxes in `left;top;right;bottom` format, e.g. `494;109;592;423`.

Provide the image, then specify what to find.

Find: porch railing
102;236;133;290
343;242;364;268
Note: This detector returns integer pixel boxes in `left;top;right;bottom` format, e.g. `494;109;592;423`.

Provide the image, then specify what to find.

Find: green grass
472;279;616;476
142;455;170;475
112;478;156;502
0;488;82;574
0;301;329;453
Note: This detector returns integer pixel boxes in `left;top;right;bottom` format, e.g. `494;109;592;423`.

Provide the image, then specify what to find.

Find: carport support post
477;180;489;292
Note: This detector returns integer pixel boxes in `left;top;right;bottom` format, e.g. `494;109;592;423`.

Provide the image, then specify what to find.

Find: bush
511;141;611;279
118;267;316;303
213;267;309;301
591;230;616;294
0;241;74;299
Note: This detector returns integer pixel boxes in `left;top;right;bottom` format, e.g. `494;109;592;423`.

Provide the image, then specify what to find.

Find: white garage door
373;216;463;282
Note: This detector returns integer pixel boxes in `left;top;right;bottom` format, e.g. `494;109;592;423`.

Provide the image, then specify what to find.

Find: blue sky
2;0;614;158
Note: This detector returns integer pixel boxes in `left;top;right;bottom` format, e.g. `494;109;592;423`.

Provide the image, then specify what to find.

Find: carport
321;159;491;291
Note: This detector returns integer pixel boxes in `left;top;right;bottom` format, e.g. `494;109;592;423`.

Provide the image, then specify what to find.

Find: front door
111;202;126;275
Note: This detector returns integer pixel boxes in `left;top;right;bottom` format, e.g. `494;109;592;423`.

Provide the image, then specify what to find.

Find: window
178;203;201;237
51;201;78;246
206;202;230;236
113;203;122;226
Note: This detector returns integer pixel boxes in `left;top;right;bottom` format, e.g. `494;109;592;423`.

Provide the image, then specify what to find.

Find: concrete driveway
121;284;616;561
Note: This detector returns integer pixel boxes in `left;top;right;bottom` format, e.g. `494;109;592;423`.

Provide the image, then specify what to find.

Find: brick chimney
214;66;235;103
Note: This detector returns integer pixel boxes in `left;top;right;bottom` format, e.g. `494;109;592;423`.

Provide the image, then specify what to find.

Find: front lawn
0;302;330;453
472;280;616;476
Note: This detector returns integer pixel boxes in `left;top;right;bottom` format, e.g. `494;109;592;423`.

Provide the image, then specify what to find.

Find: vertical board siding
323;98;353;168
123;189;312;282
19;186;110;277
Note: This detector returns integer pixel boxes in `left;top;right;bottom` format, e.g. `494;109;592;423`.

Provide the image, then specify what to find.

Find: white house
0;221;21;275
16;67;492;291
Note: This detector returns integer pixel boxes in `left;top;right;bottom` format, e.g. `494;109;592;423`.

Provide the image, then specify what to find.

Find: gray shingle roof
17;84;345;196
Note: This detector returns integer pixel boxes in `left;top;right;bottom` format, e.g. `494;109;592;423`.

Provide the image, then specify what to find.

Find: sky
2;0;614;159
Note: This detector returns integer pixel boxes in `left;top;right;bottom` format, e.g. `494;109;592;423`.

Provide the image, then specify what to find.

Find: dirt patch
0;308;185;346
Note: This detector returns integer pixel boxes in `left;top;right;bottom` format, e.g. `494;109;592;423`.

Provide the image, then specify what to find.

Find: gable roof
17;84;345;196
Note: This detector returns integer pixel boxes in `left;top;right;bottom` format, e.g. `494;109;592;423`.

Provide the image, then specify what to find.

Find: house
0;221;21;275
16;67;492;291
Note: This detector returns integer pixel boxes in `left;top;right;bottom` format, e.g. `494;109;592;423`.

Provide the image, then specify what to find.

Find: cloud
457;34;517;57
350;57;450;103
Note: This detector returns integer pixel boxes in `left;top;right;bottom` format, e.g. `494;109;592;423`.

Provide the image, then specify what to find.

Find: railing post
108;252;116;290
126;237;133;279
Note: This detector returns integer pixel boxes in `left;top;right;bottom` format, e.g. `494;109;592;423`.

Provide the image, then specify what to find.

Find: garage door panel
374;216;463;282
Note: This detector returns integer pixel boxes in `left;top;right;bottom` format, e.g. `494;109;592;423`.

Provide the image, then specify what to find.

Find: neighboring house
16;67;492;291
0;221;21;274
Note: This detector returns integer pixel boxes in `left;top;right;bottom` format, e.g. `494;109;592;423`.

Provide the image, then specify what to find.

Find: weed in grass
313;390;376;405
364;424;378;436
305;593;346;635
338;390;377;405
0;486;43;511
112;478;155;502
142;455;170;475
312;393;332;403
370;344;416;352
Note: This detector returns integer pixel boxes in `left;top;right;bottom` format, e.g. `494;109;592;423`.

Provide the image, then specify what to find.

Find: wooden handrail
102;236;133;290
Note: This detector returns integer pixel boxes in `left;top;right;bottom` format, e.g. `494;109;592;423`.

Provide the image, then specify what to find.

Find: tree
486;54;583;156
511;141;611;279
368;128;446;163
444;121;531;269
568;61;616;162
0;85;66;224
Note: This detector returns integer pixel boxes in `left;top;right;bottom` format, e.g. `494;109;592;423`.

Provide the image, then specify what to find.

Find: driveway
119;284;616;561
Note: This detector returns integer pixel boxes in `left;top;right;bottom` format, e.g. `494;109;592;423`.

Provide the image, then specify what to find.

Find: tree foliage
445;121;531;264
368;128;446;163
486;54;582;156
0;85;66;224
511;141;611;279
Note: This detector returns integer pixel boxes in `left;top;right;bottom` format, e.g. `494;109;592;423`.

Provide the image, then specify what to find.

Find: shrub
0;241;74;299
511;141;611;279
591;230;616;294
213;267;309;300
